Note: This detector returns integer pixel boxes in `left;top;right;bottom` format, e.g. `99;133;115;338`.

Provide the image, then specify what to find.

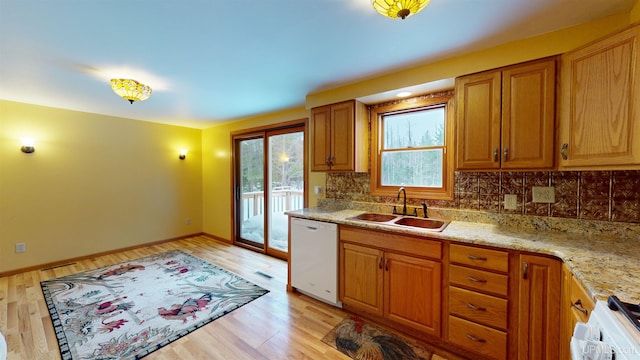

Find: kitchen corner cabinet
517;254;561;360
560;263;595;360
310;100;368;172
559;23;640;169
339;226;442;337
455;58;556;170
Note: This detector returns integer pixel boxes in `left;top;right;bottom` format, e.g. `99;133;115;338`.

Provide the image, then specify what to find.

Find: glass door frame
231;119;308;260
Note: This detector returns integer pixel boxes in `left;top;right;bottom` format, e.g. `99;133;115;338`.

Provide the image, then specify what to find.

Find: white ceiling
0;0;636;129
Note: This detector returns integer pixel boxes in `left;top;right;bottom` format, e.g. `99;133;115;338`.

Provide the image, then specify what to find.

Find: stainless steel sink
347;212;449;232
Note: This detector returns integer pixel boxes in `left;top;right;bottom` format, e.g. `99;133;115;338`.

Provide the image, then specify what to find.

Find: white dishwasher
290;217;341;307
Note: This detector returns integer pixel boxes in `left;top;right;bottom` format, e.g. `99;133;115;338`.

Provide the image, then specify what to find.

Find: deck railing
241;189;304;221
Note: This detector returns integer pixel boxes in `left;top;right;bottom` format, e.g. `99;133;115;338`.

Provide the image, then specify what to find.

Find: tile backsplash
325;170;640;224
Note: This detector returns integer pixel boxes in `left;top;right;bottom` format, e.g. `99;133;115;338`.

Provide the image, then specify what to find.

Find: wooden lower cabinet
339;226;566;360
447;243;511;360
448;316;508;360
517;254;562;360
339;226;442;338
560;263;596;359
384;252;442;335
341;243;383;316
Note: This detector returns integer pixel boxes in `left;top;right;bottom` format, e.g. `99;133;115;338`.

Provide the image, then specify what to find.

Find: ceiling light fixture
371;0;431;20
110;78;152;104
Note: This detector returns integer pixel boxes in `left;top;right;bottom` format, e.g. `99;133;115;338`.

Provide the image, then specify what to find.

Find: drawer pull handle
466;333;486;343
467;276;487;283
572;299;588;315
467;303;487;312
468;255;488;261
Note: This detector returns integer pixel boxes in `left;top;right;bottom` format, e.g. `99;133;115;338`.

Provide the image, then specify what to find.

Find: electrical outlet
532;186;555;203
16;242;26;253
185;218;191;225
504;194;518;210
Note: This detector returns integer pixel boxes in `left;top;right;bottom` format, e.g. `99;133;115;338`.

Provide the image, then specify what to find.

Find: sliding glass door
233;123;305;259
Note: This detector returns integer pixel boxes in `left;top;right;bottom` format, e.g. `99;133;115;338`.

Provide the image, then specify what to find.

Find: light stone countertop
286;208;640;304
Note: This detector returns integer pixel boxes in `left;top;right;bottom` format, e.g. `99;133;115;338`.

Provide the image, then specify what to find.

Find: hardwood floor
0;235;352;360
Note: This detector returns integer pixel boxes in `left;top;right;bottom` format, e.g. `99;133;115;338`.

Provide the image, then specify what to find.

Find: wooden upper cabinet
310;100;368;172
559;23;640;169
310;105;332;171
502;60;556;169
456;70;502;169
456;58;556;170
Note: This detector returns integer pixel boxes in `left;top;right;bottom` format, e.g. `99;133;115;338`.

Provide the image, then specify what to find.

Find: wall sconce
21;138;35;154
179;149;188;160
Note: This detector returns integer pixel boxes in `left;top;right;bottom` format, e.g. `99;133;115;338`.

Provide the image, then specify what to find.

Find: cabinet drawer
449;264;509;296
448;315;507;360
570;275;595;322
450;244;509;272
449;286;508;330
340;225;442;260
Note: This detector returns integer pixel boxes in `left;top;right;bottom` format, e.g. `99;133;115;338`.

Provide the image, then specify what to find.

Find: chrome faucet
397;187;407;215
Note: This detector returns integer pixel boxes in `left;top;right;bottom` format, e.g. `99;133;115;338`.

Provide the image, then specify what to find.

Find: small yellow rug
322;315;448;360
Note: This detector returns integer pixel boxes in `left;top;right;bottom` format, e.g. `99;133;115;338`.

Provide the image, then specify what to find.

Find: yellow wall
0;101;202;273
632;0;640;23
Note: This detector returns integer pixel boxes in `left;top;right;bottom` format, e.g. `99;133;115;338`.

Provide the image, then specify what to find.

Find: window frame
370;92;454;200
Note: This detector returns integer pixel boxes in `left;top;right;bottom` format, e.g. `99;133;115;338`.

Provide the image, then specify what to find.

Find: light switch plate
532;186;555;203
504;194;518;210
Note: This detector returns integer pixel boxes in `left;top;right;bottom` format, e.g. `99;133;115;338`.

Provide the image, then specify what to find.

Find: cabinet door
384;252;442;337
456;70;502;170
517;255;561;360
311;105;332;171
329;101;355;171
501;59;556;169
340;243;383;316
559;24;640;168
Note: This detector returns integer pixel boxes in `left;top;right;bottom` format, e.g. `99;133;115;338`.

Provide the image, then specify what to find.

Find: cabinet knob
522;262;529;280
561;143;568;160
503;147;509;162
493;148;499;162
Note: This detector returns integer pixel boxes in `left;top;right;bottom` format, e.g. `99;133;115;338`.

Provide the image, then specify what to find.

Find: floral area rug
40;250;269;360
322;316;448;360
